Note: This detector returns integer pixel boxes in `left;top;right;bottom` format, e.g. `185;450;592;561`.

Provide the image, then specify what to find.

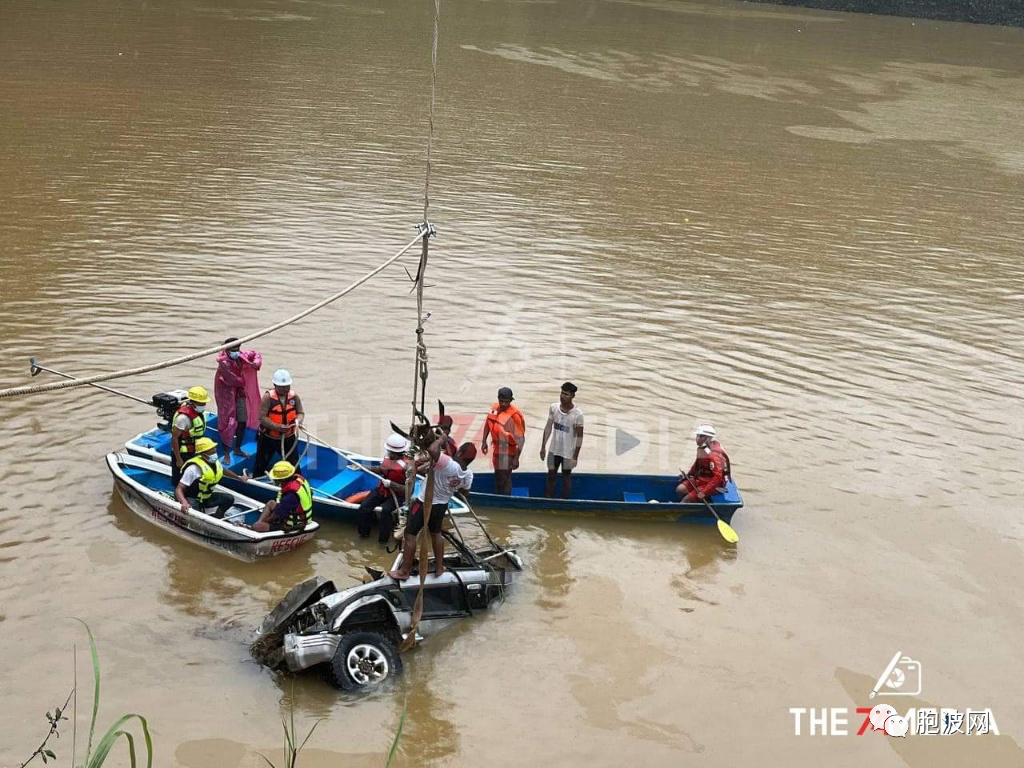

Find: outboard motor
151;389;188;431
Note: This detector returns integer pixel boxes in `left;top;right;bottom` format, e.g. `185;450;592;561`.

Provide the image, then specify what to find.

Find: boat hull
468;472;744;523
107;453;318;562
124;417;469;522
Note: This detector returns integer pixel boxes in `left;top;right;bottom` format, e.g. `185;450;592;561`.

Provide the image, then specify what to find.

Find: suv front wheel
324;630;403;690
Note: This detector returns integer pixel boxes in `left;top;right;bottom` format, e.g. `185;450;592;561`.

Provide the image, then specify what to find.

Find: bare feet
434;565;445;578
388;570;409;581
224;452;234;465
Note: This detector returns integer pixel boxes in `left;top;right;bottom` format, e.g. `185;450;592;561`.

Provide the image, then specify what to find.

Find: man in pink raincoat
214;337;262;464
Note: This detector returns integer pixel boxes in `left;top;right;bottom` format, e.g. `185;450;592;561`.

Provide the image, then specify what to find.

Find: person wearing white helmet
253;368;306;478
356;433;410;542
676;423;732;503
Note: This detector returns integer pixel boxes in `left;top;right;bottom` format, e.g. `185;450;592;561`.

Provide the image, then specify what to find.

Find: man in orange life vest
253;369;305;478
481;386;526;495
170;385;211;490
676;423;732;502
357;433;410;542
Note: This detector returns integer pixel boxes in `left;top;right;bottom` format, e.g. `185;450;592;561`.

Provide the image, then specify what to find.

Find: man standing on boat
540;382;584;499
480;386;526;495
253;369;305;478
676;424;731;502
357;433;410;542
252;461;313;532
389;437;477;580
171;385;211;490
175;437;250;519
214;337;262;464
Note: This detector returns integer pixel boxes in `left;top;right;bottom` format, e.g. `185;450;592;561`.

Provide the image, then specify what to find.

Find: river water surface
2;0;1023;766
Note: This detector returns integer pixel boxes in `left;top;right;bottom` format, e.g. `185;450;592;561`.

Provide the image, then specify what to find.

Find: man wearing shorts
539;381;584;499
388;437;477;580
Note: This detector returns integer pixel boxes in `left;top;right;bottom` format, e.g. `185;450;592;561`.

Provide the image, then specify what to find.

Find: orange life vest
263;389;298;439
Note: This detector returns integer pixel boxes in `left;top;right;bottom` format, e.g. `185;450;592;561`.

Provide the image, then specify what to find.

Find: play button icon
615;428;641;456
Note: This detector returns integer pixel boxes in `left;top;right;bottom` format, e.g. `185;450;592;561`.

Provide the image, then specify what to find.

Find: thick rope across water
0;231;425;400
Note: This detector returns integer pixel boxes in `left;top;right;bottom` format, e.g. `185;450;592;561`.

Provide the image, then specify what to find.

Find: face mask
228;351;240;360
205;452;218;462
194;404;207;413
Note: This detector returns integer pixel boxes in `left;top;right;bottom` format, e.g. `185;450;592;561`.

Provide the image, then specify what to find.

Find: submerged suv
252;534;523;690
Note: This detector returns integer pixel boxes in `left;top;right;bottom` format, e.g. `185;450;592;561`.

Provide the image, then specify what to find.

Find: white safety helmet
272;368;293;387
385;433;409;454
694;423;716;439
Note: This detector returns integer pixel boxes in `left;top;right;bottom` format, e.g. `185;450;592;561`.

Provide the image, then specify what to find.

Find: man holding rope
388;435;477;581
253;369;305;478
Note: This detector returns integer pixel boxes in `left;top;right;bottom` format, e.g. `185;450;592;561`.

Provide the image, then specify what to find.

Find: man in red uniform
677;423;731;502
357;433;410;542
481;386;526;495
437;414;458;457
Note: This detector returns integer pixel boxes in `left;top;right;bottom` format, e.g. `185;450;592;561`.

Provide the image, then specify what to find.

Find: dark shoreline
747;0;1024;27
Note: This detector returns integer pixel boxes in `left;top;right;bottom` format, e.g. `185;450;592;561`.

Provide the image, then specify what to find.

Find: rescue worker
253;369;305;478
389;436;477;581
170;385;211;489
356;433;410;542
438;414;458;457
677;424;732;503
480;386;526;495
252;460;314;532
174;437;249;519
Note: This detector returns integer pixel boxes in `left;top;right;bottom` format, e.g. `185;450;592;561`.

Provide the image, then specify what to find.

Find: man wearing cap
253;369;305;478
171;385;211;490
540;382;585;499
389;436;477;581
252;460;314;532
357;433;410;542
481;386;526;495
174;436;250;519
677;424;732;502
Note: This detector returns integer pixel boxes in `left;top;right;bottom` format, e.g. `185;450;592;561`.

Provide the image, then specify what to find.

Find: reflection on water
2;0;1024;764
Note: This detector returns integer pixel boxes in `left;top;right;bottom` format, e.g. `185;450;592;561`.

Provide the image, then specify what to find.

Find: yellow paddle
682;469;739;544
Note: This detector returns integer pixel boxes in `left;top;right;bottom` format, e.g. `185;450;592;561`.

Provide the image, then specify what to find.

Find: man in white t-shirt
388;435;477;580
539;381;585;498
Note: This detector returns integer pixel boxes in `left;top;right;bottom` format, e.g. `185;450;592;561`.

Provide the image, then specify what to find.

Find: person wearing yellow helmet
252;460;314;533
170;385;212;489
173;436;249;519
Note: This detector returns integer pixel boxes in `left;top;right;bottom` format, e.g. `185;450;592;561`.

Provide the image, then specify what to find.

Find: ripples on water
2;0;1024;764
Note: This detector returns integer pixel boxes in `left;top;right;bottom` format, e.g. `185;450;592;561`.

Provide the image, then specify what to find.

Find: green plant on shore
12;620;153;768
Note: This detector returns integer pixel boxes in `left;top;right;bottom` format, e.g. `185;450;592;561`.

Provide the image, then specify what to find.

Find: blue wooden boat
468;472;743;523
123;412;469;522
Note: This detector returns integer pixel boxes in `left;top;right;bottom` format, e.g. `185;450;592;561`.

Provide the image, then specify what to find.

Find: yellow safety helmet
269;461;296;481
187;385;210;404
194;437;218;454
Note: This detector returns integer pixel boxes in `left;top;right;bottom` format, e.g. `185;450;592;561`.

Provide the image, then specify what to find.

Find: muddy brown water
2;0;1023;765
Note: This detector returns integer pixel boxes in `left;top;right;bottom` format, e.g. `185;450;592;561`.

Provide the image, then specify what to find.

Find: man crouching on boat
389;437;477;580
175;437;250;519
252;461;313;532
